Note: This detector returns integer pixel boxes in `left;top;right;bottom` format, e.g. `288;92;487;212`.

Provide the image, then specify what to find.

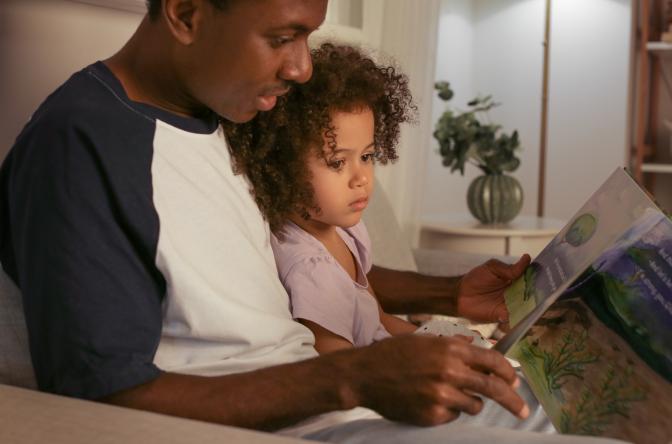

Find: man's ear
162;0;204;45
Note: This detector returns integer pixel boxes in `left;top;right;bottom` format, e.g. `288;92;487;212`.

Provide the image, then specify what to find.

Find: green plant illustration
564;213;598;247
525;330;599;395
559;365;647;435
504;276;536;326
598;262;672;382
523;262;542;302
601;269;645;335
433;81;521;175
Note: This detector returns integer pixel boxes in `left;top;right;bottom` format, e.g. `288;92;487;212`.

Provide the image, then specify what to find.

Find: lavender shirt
271;221;391;347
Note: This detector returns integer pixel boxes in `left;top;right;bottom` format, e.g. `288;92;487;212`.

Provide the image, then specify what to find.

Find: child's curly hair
224;43;416;233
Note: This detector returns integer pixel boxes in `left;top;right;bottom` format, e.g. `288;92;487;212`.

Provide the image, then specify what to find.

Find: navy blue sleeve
0;75;165;399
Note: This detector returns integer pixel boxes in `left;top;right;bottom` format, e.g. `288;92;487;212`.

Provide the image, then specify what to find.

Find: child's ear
162;0;204;46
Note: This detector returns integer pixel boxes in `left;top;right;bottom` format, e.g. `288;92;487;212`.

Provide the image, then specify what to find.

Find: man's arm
368;266;459;315
104;334;529;431
103;358;349;432
369;255;531;323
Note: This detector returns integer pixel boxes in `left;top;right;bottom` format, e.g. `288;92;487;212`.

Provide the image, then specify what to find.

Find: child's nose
350;170;369;188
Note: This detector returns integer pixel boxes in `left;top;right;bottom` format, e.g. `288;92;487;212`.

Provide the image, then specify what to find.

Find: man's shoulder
8;62;158;173
25;62;151;137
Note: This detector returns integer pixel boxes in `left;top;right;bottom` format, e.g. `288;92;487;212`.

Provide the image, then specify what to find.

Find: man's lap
303;420;627;444
303;374;628;444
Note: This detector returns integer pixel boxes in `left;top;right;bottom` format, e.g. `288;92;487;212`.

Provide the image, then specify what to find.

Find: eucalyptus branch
434;81;520;176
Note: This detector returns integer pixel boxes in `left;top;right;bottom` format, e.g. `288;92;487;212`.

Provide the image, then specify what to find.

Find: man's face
181;0;328;123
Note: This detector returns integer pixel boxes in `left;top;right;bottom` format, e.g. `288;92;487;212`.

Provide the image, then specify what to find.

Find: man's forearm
104;334;529;431
103;354;357;432
368;265;461;316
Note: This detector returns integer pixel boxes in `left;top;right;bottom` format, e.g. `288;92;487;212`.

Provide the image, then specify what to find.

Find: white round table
419;214;566;258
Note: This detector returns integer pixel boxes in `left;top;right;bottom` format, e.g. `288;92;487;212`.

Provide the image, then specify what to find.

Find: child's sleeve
284;257;358;344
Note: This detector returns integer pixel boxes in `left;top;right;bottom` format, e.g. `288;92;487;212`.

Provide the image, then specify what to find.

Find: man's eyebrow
269;23;312;33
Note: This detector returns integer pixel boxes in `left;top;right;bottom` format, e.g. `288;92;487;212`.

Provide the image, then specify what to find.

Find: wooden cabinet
631;0;672;210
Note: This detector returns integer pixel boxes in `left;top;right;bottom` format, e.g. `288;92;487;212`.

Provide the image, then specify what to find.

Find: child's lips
350;197;368;211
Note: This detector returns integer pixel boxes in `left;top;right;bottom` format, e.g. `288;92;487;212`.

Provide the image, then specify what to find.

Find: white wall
544;0;631;219
424;0;545;220
0;0;143;160
372;0;440;245
425;0;632;223
423;0;478;220
472;0;545;219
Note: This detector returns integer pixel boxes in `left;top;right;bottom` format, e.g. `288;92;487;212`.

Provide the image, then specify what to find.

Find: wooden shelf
647;41;672;54
632;1;671;188
641;163;672;173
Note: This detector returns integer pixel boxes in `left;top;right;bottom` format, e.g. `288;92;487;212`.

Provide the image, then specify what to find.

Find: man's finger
511;254;531;276
493;301;509;323
455;368;528;419
488;254;531;282
460;346;517;385
439;385;484;416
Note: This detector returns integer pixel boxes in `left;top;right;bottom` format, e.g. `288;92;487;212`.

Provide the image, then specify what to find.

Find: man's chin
220;109;259;124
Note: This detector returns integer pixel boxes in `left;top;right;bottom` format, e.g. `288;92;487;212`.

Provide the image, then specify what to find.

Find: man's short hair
146;0;230;20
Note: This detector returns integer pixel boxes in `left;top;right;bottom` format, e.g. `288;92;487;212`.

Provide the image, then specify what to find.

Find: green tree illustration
526;330;599;394
563;213;598;247
559;365;647;435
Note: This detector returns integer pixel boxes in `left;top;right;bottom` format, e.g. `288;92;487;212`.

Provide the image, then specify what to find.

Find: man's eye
327;159;345;170
271;36;294;48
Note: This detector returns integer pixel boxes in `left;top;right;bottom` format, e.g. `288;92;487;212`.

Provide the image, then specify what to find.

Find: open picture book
493;167;672;444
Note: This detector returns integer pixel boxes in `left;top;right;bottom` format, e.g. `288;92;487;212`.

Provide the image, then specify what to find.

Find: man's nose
279;41;313;84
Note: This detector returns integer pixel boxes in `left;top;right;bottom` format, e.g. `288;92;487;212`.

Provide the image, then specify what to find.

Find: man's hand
456;254;531;323
341;334;529;426
104;332;528;431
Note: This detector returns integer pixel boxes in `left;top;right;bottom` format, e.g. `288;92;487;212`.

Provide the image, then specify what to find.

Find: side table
419;214;566;258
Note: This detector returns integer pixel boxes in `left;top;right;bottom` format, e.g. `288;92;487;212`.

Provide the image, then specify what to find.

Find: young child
225;43;429;354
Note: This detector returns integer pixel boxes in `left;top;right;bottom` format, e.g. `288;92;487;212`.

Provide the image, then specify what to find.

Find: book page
504;168;659;328
512;211;672;443
499;167;672;443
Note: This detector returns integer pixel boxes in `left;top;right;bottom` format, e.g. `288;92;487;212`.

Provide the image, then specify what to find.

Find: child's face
305;108;376;229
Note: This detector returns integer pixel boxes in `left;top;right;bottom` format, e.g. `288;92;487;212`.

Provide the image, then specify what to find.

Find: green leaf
435;80;521;176
435;81;454;101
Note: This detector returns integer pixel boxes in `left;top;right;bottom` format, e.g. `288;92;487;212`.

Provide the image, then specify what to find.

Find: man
0;1;622;442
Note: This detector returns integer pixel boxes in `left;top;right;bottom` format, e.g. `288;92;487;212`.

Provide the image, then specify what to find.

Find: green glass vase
467;174;523;224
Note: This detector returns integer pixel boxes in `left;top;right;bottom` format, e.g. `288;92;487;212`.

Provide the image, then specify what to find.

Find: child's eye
362;153;376;163
327;159;345;171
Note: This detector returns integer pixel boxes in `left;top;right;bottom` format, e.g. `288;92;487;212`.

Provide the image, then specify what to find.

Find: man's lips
256;95;278;111
256;87;291;111
349;197;368;211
